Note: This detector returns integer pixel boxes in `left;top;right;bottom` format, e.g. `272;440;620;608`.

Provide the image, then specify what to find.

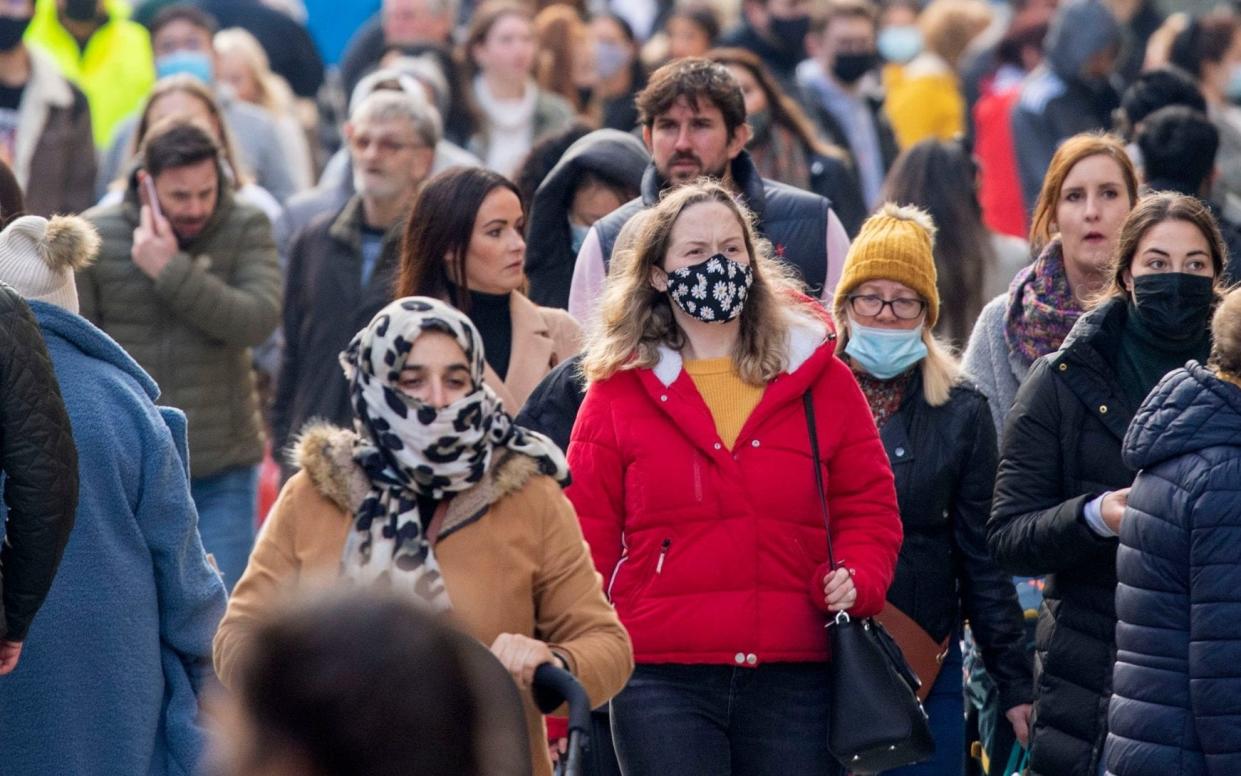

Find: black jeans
609;663;843;776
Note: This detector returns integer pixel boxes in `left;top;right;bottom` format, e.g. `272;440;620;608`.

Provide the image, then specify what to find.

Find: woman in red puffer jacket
566;181;902;776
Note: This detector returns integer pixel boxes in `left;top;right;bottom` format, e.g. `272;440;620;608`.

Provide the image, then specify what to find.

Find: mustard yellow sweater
684;357;765;449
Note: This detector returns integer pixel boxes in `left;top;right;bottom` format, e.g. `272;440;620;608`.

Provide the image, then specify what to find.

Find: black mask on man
0;15;31;51
832;52;877;84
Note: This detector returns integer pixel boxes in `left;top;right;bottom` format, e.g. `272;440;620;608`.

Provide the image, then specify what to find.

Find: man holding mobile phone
78;120;280;593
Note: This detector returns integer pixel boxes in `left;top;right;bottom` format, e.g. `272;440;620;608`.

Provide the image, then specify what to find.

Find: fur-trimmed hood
292;422;547;541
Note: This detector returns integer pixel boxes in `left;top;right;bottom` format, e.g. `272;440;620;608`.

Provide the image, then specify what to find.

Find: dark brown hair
636;58;746;140
141;120;221;179
1103;191;1228;299
0;158;24;229
1169;12;1238;79
395;166;523;311
810;0;877;36
236;589;478;776
149;4;218;39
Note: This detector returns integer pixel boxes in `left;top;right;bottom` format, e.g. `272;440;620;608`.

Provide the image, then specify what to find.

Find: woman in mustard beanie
832;203;1032;776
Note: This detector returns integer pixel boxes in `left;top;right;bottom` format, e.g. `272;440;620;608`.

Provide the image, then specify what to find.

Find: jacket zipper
656;538;672;574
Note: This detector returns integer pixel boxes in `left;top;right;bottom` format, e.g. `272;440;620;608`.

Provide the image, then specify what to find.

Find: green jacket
26;0;155;147
78;183;281;478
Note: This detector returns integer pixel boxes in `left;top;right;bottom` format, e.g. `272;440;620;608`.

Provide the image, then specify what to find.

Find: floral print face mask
666;254;754;324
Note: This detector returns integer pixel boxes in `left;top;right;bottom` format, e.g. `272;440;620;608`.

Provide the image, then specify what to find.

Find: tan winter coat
78;185;281;478
485;291;582;413
213;424;633;776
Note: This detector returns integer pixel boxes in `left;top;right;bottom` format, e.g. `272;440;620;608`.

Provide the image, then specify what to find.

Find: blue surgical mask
844;318;928;379
877;25;922;64
595;41;630;80
569;221;590;255
1227;64;1241;102
156;50;214;85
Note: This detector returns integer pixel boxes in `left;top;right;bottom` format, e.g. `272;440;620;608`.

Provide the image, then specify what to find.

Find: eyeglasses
847;294;927;320
349;135;421;155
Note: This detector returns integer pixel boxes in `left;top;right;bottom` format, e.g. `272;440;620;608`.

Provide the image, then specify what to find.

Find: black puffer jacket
513;354;585;454
989;297;1139;776
0;284;78;643
882;374;1031;712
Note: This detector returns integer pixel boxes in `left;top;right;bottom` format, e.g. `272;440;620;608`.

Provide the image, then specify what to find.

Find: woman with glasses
831;205;1032;776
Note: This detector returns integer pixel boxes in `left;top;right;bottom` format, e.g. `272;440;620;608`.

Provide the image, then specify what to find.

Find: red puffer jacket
566;316;902;666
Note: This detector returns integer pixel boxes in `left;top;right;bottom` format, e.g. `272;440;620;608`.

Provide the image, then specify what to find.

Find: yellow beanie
834;203;939;327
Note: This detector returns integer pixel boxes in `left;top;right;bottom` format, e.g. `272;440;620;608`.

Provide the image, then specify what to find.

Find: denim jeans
609;663;843;776
191;465;259;592
883;638;966;776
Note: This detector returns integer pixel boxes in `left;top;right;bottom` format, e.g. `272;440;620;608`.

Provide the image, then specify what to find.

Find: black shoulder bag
803;390;935;774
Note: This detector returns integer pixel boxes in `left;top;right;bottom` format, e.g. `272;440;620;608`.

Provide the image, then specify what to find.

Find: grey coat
962;293;1030;440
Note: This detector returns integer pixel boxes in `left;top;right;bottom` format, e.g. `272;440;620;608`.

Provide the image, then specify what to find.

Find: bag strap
802;390;837;570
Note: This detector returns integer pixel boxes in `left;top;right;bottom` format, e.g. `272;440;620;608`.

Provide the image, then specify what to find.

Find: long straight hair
394;167;524;313
881;138;996;346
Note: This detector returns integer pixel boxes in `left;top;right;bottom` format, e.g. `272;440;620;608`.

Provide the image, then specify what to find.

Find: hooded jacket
0;301;226;776
525;129;648;310
0;284;77;643
1107;364;1241;776
78;180;281;479
565;312;902;665
1011;0;1121;210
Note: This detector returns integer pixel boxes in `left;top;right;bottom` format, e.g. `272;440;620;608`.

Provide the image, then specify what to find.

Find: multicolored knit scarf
1002;239;1084;367
850;363;916;431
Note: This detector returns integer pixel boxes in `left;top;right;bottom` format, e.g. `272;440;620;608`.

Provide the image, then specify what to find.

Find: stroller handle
532;663;591;734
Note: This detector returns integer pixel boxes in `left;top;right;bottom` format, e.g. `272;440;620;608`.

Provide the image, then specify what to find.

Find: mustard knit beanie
834;203;939;327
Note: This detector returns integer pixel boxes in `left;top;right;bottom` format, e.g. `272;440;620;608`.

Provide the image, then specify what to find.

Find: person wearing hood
719;0;811;97
0;214;226;776
78;120;281;593
988;192;1227;776
25;0;154;148
525;128;646;311
1106;287;1241;776
1011;0;1123;214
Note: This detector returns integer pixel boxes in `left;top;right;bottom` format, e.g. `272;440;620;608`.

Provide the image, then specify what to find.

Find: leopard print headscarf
338;297;569;607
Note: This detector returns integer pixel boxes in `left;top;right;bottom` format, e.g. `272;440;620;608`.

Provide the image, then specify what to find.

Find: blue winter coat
1107;362;1241;776
0;302;227;776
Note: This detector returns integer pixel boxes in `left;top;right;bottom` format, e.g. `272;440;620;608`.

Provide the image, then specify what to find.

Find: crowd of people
1;0;1241;775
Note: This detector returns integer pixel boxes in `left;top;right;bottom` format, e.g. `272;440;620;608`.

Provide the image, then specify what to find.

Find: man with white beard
271;89;438;476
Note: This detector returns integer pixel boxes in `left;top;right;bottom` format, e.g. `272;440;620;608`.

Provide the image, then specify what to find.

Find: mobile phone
142;174;163;222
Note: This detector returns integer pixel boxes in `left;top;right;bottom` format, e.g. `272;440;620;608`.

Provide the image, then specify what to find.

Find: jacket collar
12;49;74;190
292;423;545;543
1048;296;1135;439
330;195;406;252
650;309;826;388
639;150;768;222
480;292;556;412
29;299;160;401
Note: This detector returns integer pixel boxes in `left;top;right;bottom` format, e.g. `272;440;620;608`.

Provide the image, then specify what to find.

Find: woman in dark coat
1106;287;1241;776
989;192;1228;776
832;204;1032;775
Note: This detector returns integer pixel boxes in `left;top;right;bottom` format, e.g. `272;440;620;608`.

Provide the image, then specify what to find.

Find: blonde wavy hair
581;180;807;385
831;203;962;408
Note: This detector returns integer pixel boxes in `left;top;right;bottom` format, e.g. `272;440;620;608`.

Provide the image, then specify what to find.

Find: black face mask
63;0;98;22
0;15;31;51
1131;272;1216;340
832;52;877;85
769;15;810;55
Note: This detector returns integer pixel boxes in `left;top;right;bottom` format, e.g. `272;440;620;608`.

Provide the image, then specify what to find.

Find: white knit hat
0;215;100;314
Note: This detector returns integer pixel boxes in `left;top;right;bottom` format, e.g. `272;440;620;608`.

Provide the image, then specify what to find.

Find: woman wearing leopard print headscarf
214;296;633;776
